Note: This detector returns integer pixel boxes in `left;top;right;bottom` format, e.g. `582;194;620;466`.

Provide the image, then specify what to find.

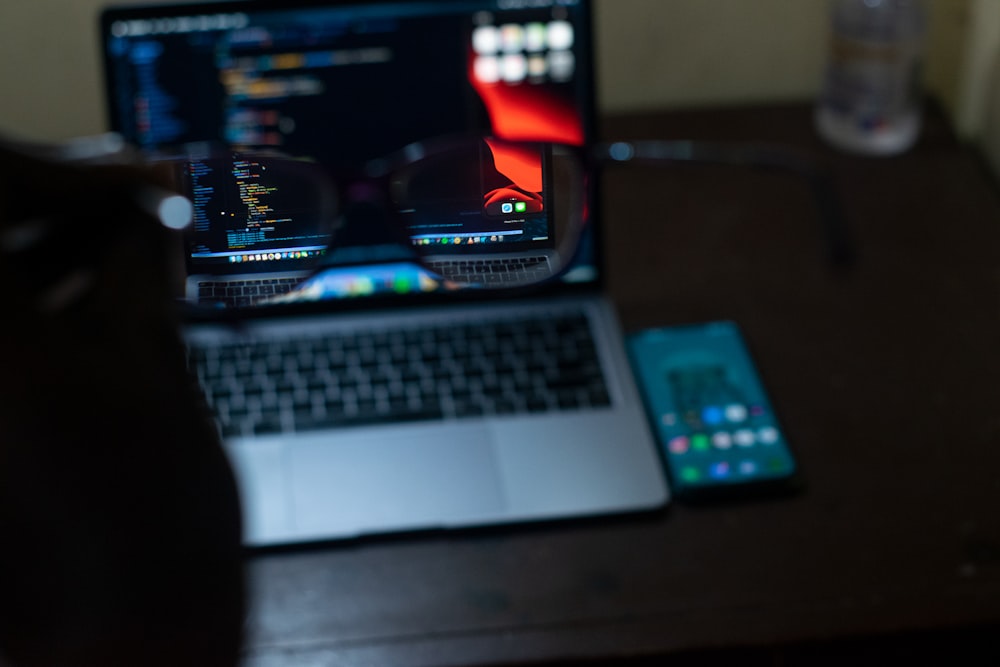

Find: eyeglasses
160;136;590;312
1;133;849;315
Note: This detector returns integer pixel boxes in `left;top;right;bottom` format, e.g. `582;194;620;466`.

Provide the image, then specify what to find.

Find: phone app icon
500;23;524;52
734;429;755;447
767;457;789;473
668;436;689;455
680;466;701;483
758;427;780;445
501;53;527;83
725;403;748;423
472;25;500;55
712;431;733;450
528;55;547;78
702;405;724;426
709;461;730;479
515;201;527;213
691;433;710;452
525;22;547;52
547;20;574;51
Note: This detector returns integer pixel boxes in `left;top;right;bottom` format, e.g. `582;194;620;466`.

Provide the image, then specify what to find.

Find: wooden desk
242;103;1000;665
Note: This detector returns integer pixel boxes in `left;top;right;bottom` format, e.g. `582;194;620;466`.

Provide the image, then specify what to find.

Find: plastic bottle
815;0;926;155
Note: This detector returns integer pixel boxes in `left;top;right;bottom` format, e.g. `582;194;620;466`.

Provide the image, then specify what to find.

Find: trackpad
288;425;506;538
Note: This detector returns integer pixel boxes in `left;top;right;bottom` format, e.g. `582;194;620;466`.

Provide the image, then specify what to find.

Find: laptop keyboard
197;277;302;308
427;256;550;285
187;310;611;439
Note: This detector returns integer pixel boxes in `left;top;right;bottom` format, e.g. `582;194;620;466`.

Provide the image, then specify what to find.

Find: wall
0;0;112;141
0;0;977;143
595;0;970;116
958;0;1000;173
595;0;828;112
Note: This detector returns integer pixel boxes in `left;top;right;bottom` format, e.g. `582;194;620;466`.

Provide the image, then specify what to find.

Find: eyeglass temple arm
591;140;854;267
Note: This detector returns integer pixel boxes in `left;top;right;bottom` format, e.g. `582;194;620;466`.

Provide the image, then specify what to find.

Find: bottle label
820;31;922;132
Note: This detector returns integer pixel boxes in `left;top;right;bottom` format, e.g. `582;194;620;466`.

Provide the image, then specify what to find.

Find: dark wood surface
241;102;1000;666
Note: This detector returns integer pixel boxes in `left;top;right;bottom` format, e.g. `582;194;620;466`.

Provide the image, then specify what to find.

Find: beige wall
0;0;112;141
959;0;1000;173
0;0;978;143
596;0;970;115
595;0;828;112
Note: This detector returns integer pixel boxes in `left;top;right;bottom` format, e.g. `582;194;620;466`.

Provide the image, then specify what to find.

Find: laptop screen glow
100;0;598;305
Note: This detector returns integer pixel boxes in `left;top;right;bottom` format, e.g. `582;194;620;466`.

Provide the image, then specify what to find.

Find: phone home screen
627;321;798;499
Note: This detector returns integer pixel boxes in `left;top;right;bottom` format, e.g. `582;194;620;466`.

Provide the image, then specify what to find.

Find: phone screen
627;321;798;499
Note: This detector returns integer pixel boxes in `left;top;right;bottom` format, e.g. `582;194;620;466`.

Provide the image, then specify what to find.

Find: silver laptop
100;0;669;546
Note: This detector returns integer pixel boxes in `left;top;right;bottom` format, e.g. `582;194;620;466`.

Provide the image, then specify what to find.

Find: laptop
99;0;670;546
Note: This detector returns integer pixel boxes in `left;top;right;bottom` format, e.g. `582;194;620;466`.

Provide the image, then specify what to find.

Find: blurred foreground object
0;137;243;667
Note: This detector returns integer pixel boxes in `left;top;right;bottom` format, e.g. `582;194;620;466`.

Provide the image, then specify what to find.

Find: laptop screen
100;0;598;307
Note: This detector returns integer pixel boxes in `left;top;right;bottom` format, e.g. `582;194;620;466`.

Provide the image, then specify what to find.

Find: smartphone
627;321;800;501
